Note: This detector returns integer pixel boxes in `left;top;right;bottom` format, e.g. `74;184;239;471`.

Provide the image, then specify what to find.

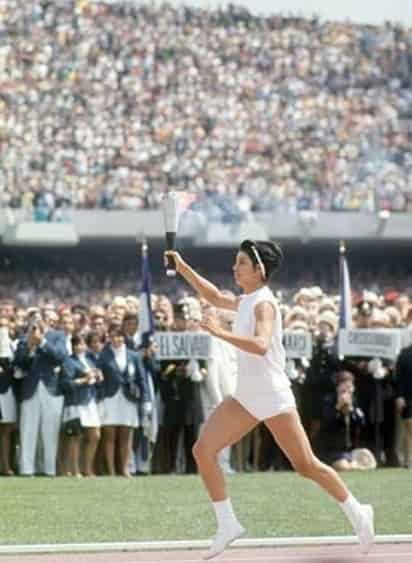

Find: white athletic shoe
203;521;245;560
356;504;375;555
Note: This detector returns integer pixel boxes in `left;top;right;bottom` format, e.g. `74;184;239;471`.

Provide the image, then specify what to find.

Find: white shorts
233;386;296;421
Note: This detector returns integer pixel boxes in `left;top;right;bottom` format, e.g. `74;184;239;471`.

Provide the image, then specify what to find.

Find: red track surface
1;544;411;563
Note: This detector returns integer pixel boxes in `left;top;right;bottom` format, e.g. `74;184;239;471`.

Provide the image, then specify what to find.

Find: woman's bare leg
83;428;100;476
101;426;116;475
118;426;132;477
0;424;14;475
193;397;258;501
70;436;81;476
265;408;375;554
265;409;348;501
194;398;258;559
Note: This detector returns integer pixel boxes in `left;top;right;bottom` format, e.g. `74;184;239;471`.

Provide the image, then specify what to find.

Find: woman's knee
192;438;217;463
86;428;100;443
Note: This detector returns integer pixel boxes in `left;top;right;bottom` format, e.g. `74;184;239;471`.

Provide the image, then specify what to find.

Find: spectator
318;372;375;471
1;3;412;215
60;333;103;477
98;324;150;476
14;316;67;476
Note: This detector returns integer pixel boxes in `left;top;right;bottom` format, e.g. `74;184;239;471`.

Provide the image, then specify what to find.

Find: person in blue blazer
86;330;106;403
85;330;106;475
61;333;104;477
14;318;67;476
98;324;151;477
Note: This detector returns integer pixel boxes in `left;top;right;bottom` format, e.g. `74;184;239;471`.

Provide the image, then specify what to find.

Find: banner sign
283;331;312;359
338;329;402;360
154;332;210;359
154;331;313;360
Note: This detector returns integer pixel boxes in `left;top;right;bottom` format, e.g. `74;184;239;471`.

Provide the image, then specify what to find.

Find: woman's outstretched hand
200;312;222;337
164;250;184;274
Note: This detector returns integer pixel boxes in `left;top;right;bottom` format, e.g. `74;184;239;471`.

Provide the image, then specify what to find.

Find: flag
138;240;154;335
134;240;158;474
339;241;352;329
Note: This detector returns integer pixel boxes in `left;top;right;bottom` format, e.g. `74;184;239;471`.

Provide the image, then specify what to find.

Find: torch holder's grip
165;231;176;277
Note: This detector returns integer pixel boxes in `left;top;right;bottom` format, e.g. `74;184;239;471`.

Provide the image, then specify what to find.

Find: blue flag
135;241;157;473
139;241;154;335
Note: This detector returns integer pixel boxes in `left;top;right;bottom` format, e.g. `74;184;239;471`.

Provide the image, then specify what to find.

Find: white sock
212;498;238;528
339;493;363;530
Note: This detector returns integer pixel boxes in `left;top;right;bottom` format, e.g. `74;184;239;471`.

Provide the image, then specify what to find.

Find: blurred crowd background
2;1;412;221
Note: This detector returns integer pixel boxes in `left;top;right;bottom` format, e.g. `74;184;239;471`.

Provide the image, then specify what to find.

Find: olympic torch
162;191;179;277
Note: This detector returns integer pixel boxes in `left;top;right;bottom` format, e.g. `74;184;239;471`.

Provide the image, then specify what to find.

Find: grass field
0;469;410;545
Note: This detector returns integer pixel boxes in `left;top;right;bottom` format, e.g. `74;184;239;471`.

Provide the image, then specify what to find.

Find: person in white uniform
165;240;375;560
204;307;237;474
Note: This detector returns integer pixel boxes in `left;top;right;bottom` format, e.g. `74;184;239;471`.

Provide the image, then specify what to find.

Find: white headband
250;245;266;280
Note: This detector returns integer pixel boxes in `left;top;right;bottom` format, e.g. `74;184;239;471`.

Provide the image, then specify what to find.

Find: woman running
165;240;374;560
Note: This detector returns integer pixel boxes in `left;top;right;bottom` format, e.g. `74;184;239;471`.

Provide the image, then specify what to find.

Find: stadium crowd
0;285;411;478
1;1;412;218
1;266;412;308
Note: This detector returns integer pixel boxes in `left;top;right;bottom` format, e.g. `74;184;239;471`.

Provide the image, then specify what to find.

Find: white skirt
101;388;138;428
0;387;17;424
63;401;101;428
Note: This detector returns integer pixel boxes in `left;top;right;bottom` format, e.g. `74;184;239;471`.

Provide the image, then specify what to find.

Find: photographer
14;314;67;476
0;316;16;475
318;372;375;471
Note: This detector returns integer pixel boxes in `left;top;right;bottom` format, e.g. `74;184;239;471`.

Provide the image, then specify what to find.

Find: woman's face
232;251;261;289
74;340;87;356
89;335;103;353
110;333;124;349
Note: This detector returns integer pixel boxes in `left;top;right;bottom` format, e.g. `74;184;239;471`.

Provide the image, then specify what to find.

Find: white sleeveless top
233;286;291;399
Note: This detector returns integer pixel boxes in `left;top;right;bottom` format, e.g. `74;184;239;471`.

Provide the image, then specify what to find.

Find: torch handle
165;231;177;277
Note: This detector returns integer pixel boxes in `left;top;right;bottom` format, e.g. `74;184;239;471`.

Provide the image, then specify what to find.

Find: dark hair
71;304;87;315
108;323;123;337
239;240;283;279
123;312;138;323
336;371;355;386
71;332;86;349
86;330;105;347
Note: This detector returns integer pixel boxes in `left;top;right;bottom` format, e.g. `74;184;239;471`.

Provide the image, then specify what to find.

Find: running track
0;544;411;563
